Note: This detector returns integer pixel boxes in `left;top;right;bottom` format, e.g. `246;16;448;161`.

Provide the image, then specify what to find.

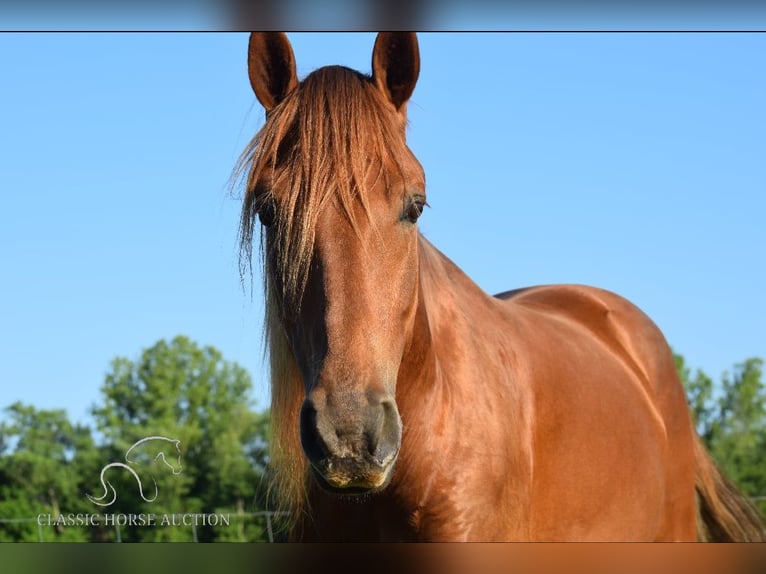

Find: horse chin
310;462;396;497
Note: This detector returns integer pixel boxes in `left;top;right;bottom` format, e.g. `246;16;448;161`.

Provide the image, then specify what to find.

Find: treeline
0;336;764;542
0;336;272;542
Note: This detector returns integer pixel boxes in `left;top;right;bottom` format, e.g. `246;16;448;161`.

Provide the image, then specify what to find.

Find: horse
235;32;765;541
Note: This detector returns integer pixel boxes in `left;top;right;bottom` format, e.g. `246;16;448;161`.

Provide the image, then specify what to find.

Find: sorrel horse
235;33;765;541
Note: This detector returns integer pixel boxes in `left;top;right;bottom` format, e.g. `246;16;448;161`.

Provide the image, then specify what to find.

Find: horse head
242;33;425;495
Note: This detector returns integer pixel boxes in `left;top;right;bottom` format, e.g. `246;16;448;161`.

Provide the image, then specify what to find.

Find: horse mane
234;65;413;530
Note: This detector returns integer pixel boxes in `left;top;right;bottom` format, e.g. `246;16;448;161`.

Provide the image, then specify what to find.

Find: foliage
0;335;271;542
89;335;270;541
675;353;766;515
0;403;99;541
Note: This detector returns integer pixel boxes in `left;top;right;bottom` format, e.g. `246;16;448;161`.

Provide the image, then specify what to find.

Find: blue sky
1;33;764;426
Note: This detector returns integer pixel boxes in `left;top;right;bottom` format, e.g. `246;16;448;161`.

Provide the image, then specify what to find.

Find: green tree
89;335;270;542
674;352;716;447
675;353;766;515
0;403;99;541
710;359;766;504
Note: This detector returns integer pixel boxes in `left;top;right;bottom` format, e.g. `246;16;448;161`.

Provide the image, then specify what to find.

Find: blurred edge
1;543;766;574
2;0;766;31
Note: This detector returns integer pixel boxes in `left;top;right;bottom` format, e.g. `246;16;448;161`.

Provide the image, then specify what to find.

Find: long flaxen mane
234;65;413;525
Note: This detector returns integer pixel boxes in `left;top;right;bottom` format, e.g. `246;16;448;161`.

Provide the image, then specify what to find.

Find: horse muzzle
299;390;402;495
309;454;398;495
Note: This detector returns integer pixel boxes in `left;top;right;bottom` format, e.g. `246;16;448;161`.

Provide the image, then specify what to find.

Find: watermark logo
86;436;183;507
35;435;232;535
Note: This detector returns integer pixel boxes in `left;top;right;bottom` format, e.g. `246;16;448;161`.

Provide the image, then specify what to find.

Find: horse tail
693;436;766;541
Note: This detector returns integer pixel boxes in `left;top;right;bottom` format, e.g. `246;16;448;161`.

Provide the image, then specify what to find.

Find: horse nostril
369;398;401;465
299;400;329;462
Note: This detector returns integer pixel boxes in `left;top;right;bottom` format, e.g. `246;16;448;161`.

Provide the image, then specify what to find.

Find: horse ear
371;32;420;112
248;32;299;113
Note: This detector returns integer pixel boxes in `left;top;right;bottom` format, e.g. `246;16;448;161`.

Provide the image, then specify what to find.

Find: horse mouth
310;458;397;496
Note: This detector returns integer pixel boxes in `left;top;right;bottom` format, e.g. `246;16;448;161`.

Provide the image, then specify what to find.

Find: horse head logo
86;436;183;507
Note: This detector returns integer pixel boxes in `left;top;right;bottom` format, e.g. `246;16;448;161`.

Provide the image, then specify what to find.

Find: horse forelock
235;64;412;531
238;65;410;310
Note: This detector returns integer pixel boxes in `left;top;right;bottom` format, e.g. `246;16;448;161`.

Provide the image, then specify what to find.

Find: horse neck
388;235;517;517
397;235;497;405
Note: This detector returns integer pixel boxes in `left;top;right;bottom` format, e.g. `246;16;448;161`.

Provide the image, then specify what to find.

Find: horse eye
257;198;276;227
404;197;426;224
